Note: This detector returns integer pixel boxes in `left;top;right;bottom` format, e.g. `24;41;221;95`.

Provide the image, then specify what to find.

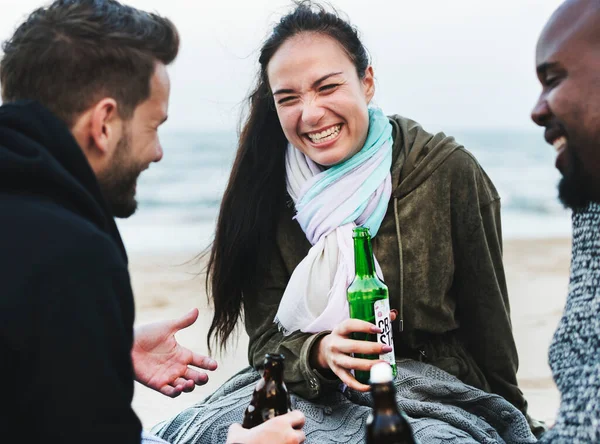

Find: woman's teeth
308;125;341;143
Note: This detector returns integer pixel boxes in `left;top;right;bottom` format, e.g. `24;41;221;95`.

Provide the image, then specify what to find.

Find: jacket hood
389;115;462;199
0;100;126;259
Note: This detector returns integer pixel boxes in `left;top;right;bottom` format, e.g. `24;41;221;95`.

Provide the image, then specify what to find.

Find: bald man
532;0;600;441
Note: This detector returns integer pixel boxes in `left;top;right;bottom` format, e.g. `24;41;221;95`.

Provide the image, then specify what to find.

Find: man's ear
89;98;122;155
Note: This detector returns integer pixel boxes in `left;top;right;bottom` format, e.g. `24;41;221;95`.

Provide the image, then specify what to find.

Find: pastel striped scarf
275;107;393;334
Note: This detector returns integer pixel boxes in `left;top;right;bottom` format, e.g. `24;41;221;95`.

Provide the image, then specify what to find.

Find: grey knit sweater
541;202;600;443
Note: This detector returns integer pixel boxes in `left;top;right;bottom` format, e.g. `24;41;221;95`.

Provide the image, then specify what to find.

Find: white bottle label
374;299;395;365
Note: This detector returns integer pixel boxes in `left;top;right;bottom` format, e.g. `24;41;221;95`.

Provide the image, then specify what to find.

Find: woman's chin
313;155;344;168
308;148;352;168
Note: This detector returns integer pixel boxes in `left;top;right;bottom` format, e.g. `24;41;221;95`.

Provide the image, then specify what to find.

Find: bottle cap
263;353;285;369
370;362;393;384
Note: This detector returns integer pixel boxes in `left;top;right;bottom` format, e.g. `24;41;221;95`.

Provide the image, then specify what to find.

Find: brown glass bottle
242;353;292;429
366;362;416;444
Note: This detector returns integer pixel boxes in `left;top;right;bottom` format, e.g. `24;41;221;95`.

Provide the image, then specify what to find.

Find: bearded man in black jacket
0;1;308;442
0;1;216;443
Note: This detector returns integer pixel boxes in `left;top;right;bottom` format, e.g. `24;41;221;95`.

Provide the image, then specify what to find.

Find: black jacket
0;101;142;443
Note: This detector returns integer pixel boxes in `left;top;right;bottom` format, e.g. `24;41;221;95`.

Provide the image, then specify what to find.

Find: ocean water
116;129;571;253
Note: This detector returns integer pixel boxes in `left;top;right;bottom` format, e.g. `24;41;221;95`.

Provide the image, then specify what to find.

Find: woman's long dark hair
206;1;371;353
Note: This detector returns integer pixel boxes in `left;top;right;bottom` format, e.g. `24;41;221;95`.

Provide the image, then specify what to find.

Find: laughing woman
153;3;542;443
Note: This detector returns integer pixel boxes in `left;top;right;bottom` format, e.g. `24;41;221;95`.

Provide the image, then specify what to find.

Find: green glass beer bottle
347;226;397;384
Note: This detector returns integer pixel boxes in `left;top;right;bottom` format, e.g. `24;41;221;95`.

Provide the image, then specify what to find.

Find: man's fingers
281;410;306;429
170;377;196;393
181;380;196;393
190;352;218;371
228;423;242;432
171;377;187;387
226;422;244;441
172;308;199;332
294;430;306;443
390;309;398;321
160;384;183;398
184;368;209;385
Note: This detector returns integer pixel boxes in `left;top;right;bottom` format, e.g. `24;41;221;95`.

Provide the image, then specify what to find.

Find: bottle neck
263;362;284;382
354;234;376;278
371;382;400;412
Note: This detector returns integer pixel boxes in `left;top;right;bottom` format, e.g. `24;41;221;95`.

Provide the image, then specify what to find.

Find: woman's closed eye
277;95;299;105
276;83;341;105
319;83;340;93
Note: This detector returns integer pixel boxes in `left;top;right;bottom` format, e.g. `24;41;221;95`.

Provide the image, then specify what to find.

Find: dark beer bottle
367;362;416;444
242;353;292;429
347;226;397;384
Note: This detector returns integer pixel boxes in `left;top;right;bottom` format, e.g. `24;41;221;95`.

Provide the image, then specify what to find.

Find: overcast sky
0;0;563;132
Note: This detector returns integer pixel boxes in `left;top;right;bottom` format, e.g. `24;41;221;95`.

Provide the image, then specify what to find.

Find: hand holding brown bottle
226;411;306;444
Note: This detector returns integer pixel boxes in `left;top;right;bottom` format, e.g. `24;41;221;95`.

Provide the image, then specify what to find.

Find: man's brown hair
0;0;179;127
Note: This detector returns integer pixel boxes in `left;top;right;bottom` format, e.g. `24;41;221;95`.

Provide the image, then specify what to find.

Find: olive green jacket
243;115;528;416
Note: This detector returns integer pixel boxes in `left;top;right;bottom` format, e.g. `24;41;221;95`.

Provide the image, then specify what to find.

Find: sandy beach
130;237;572;431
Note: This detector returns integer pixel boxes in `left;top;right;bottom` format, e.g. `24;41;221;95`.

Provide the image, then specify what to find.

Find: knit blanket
152;359;535;444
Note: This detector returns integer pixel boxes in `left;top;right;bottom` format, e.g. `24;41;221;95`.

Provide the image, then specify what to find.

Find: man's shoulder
0;195;130;348
0;192;125;273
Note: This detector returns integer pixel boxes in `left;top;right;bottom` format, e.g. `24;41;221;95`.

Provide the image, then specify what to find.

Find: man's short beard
97;131;142;218
558;147;597;211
